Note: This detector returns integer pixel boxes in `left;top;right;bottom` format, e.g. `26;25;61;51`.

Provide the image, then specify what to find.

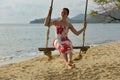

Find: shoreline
0;41;119;67
0;41;120;80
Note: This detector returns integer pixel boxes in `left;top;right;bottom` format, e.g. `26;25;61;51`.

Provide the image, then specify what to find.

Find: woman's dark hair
63;8;69;15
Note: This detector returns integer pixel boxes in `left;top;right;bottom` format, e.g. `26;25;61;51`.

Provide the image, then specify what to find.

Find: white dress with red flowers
53;25;73;54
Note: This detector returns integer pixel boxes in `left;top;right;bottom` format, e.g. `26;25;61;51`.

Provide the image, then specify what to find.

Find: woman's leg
67;52;72;63
67;52;75;69
60;53;68;65
60;52;75;69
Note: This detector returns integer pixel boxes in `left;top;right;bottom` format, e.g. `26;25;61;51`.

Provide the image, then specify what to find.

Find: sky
0;0;97;23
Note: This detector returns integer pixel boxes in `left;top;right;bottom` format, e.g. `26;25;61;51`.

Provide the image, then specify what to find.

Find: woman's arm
44;8;57;27
69;21;87;36
44;7;52;26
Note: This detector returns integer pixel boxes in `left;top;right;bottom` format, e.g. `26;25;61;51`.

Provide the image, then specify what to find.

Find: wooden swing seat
38;46;90;52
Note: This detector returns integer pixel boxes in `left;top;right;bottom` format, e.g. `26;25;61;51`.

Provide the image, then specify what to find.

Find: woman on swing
44;7;87;69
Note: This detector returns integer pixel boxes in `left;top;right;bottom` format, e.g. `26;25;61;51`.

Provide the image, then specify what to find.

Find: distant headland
30;13;120;24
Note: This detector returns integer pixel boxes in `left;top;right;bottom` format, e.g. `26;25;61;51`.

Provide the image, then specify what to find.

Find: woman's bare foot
67;61;75;69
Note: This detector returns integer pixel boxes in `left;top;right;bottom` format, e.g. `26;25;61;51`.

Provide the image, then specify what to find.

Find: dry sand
0;42;120;80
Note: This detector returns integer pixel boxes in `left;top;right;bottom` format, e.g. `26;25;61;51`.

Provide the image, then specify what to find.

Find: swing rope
82;0;88;47
46;0;54;48
74;0;89;60
44;0;54;60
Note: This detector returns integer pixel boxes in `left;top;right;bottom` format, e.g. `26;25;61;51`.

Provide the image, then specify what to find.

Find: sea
0;23;120;66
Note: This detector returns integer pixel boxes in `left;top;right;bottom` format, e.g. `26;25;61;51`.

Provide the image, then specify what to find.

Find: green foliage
93;0;120;11
94;0;108;5
92;0;120;22
90;10;98;18
94;0;120;6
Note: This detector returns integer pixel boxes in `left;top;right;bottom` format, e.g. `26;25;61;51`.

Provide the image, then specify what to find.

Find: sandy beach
0;42;120;80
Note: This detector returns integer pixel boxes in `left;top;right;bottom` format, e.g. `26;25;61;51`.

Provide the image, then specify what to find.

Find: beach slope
0;42;120;80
